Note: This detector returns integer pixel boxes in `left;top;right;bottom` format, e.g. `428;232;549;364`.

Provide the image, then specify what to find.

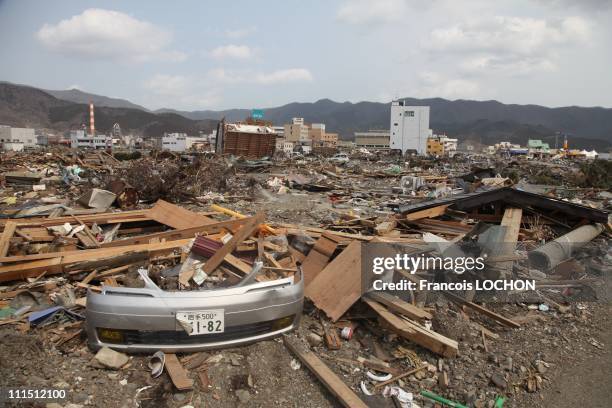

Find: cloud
425;16;590;75
210;44;253;59
143;74;220;109
337;0;409;24
144;74;189;96
414;72;481;99
208;68;314;85
225;26;257;39
37;8;185;62
254;69;313;84
428;16;590;55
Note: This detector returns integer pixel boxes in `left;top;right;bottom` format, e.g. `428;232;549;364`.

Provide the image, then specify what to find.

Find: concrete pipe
528;223;605;271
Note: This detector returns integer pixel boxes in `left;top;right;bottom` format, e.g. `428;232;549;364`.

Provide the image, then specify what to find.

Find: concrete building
0;126;37;150
426;137;444;156
284;118;310;144
272;126;285;138
426;135;457;156
70;130;110;149
162;133;187;152
354;130;390;150
390;102;430;154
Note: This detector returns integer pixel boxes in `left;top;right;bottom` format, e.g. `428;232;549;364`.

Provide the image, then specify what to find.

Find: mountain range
1;81;610;150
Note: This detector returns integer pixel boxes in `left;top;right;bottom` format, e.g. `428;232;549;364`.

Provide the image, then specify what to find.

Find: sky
1;0;611;111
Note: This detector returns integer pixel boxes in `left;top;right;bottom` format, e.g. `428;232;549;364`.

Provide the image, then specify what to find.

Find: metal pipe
528;224;604;270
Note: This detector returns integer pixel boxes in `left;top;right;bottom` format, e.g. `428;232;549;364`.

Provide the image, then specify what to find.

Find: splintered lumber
148;199;213;229
405;205;449;221
302;233;341;287
375;218;398;236
0;239;191;282
365;292;432;322
0;221;16;257
305;241;362;322
210;204;277;235
497;207;523;276
0;209;150;229
100;216;250;248
284;337;368;408
202;213;263;274
164;353;194;391
443;291;520;328
364;299;458;358
276;223;373;241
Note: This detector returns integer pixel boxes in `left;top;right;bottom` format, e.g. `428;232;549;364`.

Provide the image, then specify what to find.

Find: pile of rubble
0;148;610;407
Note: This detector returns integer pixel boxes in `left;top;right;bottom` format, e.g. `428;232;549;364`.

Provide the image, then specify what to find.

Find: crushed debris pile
0;147;610;408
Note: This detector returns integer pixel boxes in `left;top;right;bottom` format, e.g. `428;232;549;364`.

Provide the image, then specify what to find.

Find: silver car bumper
86;270;303;353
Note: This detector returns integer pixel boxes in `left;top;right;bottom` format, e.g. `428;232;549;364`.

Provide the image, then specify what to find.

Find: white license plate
176;309;225;335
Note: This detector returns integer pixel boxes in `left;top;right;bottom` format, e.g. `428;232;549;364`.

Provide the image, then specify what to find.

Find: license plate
176;310;224;335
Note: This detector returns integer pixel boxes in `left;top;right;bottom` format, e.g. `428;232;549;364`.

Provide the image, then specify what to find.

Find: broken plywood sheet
148;199;214;229
302;233;341;287
305;241;361;322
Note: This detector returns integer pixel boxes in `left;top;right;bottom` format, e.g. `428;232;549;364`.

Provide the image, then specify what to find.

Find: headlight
97;328;125;343
271;315;295;331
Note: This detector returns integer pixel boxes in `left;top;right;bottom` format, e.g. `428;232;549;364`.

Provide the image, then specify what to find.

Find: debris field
0;148;610;408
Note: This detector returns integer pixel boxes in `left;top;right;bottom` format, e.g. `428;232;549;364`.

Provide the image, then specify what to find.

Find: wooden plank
284;337;368;408
164;353;194;391
100;216;250;248
302;233;340;287
364;299;458;358
375;218;398;236
443;291;520;328
305;241;362;322
0;239;191;282
0;209;150;229
0;221;17;257
202;213;263;274
498;207;522;276
148;199;213;229
405;205;449;221
365;292;432;322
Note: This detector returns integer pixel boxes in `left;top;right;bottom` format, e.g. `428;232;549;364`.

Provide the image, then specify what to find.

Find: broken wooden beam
443;291;520;329
284;337;368;408
202;213;264;275
364;298;458;358
365;291;432;322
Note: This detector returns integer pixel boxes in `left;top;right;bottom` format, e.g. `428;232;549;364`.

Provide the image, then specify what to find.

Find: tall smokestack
89;102;95;136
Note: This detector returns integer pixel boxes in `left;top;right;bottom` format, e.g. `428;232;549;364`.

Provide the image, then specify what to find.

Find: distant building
354;130;390;150
276;138;294;154
162;132;187;152
527;139;550;155
112;123;122;138
284;118;310;144
70;129;110;149
0;126;37;150
337;140;355;149
427;134;458;156
216;123;277;158
390;102;430;154
426;137;444;156
272;126;285;138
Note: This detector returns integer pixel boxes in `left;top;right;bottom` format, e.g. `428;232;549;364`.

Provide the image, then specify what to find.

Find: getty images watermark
361;243;537;297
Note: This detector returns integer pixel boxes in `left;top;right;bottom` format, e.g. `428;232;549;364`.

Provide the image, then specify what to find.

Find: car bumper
86;273;303;353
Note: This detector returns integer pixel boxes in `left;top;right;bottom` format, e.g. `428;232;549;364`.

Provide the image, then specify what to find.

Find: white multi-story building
440;135;458;155
390;102;430;155
162;132;187;152
70;130;110;149
0;126;37;150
